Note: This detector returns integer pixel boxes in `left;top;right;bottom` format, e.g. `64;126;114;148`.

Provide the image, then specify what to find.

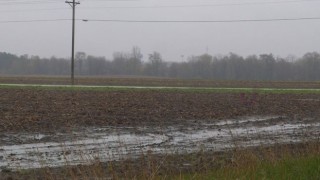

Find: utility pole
65;0;80;85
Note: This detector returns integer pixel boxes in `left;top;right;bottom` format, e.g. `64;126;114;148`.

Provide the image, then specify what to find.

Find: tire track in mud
0;116;319;171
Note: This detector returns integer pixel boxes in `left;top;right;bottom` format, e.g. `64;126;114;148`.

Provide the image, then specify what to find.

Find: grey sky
1;0;320;61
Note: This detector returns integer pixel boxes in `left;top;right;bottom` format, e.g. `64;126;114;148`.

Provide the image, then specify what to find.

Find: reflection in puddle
0;116;319;170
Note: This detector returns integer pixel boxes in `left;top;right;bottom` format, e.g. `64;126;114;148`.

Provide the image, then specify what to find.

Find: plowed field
1;88;320;133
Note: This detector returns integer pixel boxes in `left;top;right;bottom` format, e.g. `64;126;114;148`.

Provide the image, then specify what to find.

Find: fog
1;0;320;61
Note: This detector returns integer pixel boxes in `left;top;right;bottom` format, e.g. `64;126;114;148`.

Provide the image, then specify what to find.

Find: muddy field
1;88;320;133
1;116;319;170
0;79;320;172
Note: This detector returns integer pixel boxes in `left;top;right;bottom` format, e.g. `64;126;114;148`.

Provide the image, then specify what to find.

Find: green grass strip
176;155;320;180
1;83;320;94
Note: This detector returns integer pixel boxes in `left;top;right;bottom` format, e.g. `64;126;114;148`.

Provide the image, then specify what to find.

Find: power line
0;0;319;11
0;0;62;2
2;16;320;24
0;7;69;13
0;0;58;2
0;19;70;23
0;0;138;5
0;1;61;5
82;17;320;23
78;0;320;9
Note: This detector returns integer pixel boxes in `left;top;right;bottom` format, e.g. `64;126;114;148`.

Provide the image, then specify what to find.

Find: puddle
0;133;168;170
0;116;319;171
203;116;282;126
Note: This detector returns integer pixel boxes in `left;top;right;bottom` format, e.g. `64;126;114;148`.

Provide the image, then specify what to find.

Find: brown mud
1;88;320;133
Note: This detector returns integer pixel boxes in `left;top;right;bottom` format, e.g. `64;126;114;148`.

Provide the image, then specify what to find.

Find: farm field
0;76;319;179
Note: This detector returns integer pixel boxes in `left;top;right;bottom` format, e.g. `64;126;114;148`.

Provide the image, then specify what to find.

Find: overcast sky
1;0;320;61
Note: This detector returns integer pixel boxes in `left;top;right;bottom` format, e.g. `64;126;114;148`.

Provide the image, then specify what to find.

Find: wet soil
0;80;320;176
0;116;319;171
1;88;320;134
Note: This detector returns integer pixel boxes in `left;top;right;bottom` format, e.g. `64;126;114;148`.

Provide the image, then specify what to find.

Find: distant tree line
1;48;320;81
